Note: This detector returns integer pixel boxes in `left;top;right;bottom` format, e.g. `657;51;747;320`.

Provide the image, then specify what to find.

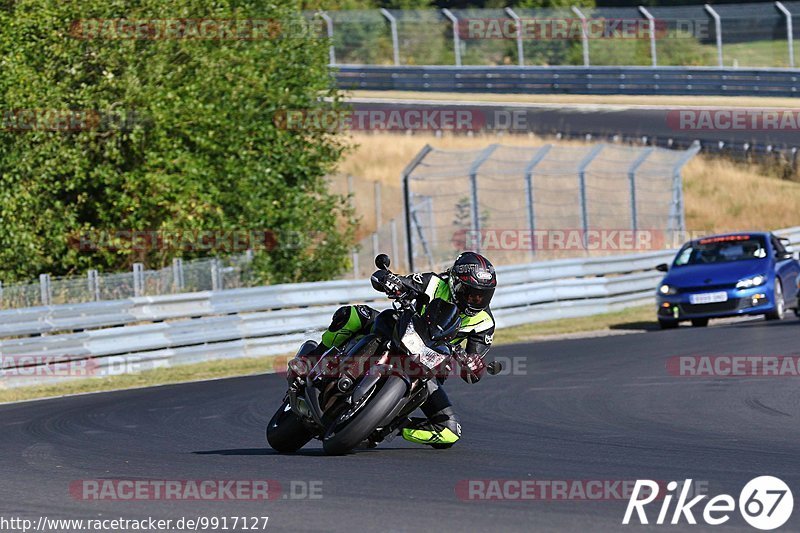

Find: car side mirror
375;254;390;270
656;263;669;272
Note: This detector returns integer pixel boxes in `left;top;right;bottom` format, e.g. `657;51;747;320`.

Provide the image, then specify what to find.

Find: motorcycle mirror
487;361;503;375
375;254;390;270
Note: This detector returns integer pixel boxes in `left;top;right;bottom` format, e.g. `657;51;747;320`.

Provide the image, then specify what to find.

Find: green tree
0;0;356;284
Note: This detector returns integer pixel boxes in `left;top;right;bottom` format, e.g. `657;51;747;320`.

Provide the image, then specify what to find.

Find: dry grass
337;132;800;236
683;156;800;232
350;90;800;109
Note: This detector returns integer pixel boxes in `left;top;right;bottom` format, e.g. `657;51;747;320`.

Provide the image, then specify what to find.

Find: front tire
658;319;678;329
322;376;407;455
765;281;785;321
267;400;314;453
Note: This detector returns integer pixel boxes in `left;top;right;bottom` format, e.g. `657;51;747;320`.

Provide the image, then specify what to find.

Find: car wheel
691;318;709;327
765;281;785;321
658;319;678;329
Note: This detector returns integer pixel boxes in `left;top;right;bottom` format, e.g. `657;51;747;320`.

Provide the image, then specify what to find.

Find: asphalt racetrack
2;318;799;532
349;98;800;151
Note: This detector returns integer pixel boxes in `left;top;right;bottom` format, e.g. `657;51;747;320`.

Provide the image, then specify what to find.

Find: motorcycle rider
286;251;497;448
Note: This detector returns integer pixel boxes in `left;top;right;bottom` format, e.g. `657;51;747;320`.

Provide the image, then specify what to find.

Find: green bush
0;0;356;284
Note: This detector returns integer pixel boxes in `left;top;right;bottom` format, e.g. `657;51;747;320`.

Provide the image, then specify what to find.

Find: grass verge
0;305;653;404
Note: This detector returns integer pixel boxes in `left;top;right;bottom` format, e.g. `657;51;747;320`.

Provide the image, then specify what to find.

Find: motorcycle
266;253;501;455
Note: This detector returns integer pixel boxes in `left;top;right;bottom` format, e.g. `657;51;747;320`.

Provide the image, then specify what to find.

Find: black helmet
448;251;497;316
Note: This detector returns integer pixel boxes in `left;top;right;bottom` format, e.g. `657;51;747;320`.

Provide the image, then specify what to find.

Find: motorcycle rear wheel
322;376;407;455
266;399;314;453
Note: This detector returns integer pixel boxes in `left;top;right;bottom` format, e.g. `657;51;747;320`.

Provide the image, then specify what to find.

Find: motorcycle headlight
736;274;766;289
401;321;426;354
402;321;449;370
659;284;677;295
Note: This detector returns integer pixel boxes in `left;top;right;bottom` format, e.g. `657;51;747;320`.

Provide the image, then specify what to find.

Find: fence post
380;8;400;66
172;258;184;292
88;269;100;301
442;9;462;67
577;145;605;249
372;233;379;260
211;258;222;291
504;7;525;66
374;181;382;228
627;148;654;234
38;274;52;305
0;280;3;308
467;144;500;254
352;249;359;279
132;263;144;297
402;144;434;273
704;5;723;67
638;6;658;67
571;6;590;66
319;11;336;66
670;142;702;239
390;218;399;263
523;144;553;259
776;2;795;68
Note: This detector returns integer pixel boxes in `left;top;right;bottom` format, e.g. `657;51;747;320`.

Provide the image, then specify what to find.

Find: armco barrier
335;66;800;97
2;226;799;388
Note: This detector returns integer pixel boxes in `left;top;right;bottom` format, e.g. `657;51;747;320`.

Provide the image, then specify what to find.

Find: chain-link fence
306;2;800;68
396;142;699;273
326;174;407;278
0;254;257;310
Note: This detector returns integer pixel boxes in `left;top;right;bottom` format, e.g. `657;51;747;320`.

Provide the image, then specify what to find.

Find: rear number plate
689;291;728;305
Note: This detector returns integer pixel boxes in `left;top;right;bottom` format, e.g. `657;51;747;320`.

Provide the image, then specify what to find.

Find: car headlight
659;284;677;295
736;274;766;289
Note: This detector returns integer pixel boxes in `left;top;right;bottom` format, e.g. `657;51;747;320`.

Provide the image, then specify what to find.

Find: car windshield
673;235;767;266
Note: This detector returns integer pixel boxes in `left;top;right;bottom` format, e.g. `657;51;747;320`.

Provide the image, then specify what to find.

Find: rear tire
765;281;785;321
691;318;709;327
658;319;678;329
323;376;407;455
266;400;314;453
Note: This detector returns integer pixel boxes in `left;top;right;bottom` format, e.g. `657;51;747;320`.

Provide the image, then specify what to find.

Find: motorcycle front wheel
266;399;314;453
322;376;407;455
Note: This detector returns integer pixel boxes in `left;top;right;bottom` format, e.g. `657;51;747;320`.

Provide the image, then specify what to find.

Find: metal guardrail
335;66;800;97
2;226;799;388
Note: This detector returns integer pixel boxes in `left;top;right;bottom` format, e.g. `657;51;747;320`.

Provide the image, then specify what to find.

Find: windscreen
673;235;767;266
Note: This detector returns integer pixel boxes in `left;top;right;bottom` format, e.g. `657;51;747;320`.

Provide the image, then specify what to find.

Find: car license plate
689;291;728;305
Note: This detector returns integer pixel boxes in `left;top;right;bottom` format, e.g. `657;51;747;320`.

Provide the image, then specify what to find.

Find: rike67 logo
623;477;793;530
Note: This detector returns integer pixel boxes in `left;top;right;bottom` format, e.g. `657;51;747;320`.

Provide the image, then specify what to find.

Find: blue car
655;232;800;329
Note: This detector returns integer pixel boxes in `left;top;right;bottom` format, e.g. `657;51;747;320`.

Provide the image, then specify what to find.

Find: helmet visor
455;281;495;312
